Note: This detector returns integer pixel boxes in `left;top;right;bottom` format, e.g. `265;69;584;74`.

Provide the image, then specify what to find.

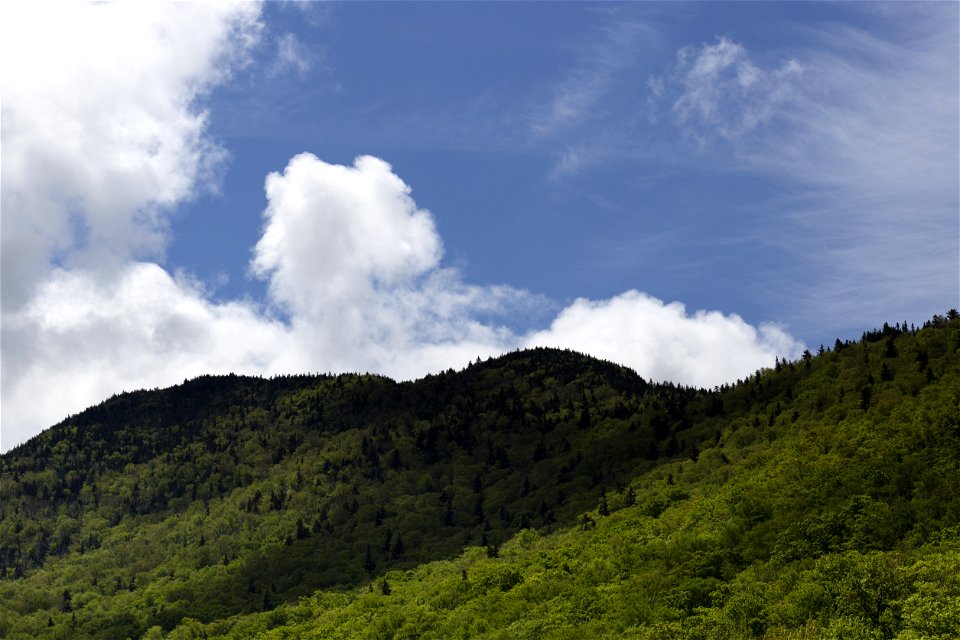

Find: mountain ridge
1;312;958;639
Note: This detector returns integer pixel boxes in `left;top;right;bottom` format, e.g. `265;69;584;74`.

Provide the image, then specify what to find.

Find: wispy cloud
530;11;655;172
665;37;803;146
269;32;314;77
748;13;958;331
547;144;607;182
531;18;648;137
642;6;958;334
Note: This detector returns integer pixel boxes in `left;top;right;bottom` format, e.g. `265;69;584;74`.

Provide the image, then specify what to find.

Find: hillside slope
1;314;958;639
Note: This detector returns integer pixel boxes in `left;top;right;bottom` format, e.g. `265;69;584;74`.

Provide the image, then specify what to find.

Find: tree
364;545;375;573
578;407;592;430
443;502;454;527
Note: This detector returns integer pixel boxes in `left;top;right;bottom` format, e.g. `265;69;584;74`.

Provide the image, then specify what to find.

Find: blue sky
2;2;957;451
174;1;958;333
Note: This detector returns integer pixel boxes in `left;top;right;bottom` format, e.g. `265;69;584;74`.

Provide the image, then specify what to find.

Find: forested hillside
1;313;958;639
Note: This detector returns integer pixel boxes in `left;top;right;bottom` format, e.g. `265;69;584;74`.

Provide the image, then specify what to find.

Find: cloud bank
1;151;802;451
0;4;801;451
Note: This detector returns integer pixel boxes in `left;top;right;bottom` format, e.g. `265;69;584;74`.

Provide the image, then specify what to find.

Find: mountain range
1;312;958;639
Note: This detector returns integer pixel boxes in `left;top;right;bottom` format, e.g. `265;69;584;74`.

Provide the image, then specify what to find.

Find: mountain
1;313;958;640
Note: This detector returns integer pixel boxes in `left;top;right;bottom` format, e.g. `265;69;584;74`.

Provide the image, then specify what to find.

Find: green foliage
0;315;958;639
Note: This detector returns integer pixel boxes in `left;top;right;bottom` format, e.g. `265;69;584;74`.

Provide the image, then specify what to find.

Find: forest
0;312;957;639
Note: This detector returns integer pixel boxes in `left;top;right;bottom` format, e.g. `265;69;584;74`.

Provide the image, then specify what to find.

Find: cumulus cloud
1;148;799;450
0;1;262;309
254;154;444;315
1;1;265;449
250;153;526;379
249;154;801;385
2;264;290;438
525;291;802;388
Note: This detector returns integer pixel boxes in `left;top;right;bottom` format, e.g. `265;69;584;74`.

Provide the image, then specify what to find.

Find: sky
1;2;957;452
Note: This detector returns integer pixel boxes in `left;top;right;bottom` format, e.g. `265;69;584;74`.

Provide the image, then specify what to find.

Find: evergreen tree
363;545;375;573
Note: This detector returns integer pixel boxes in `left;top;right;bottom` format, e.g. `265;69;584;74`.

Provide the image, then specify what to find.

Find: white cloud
0;1;263;310
548;145;605;182
250;153;526;379
0;5;802;452
1;1;265;449
253;154;443;315
668;37;803;143
1;149;799;451
524;291;802;388
250;154;801;386
2;264;290;445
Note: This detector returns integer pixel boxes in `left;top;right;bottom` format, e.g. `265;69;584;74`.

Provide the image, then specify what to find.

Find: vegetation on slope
0;313;957;639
